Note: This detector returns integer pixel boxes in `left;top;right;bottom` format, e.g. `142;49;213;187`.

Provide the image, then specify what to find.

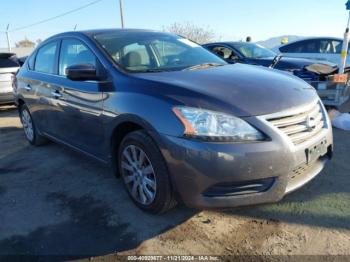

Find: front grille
267;101;326;145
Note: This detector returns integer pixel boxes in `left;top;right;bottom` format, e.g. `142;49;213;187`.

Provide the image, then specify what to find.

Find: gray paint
14;30;333;209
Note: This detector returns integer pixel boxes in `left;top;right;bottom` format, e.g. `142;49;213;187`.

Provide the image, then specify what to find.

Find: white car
276;37;349;67
0;53;20;105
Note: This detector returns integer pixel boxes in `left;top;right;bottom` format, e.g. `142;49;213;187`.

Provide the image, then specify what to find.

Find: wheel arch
109;114;167;176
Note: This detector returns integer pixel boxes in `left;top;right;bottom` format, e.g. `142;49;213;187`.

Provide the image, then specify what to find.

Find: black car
203;42;338;81
14;29;333;213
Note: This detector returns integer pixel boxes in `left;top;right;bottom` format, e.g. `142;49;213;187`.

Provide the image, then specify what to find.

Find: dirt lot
0;105;349;259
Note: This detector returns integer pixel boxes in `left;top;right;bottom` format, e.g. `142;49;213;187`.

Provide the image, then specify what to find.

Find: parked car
203;42;338;81
0;53;20;105
18;56;28;66
205;42;350;107
13;29;333;213
274;37;348;66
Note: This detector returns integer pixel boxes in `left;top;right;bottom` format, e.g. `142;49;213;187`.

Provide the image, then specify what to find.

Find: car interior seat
122;51;142;68
215;49;225;59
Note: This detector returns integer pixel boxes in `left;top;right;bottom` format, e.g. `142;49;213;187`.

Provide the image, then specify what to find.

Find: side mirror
66;64;99;81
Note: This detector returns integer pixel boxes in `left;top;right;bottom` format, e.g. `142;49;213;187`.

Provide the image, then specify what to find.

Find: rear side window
280;40;308;53
301;40;319;53
280;40;319;53
34;41;58;74
59;39;97;76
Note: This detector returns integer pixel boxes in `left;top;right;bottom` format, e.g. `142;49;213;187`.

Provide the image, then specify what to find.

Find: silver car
276;37;349;66
0;53;20;105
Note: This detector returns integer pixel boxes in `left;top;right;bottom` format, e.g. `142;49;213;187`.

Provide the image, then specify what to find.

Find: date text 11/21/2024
127;255;220;261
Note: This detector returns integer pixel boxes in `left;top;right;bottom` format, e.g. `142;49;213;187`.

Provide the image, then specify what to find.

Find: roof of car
39;29;176;46
204;41;258;46
204;42;269;52
81;28;163;36
47;28;171;39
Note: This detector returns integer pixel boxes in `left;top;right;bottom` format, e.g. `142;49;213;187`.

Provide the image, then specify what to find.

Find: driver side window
211;46;237;60
59;39;97;76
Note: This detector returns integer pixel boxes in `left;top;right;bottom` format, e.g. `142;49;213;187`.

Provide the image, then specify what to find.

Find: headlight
173;106;264;142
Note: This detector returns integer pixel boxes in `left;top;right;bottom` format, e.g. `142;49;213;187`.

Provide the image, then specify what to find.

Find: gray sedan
13;29;333;213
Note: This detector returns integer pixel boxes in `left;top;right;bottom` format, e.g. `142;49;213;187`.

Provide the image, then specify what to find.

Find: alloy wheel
21;109;34;142
121;145;157;205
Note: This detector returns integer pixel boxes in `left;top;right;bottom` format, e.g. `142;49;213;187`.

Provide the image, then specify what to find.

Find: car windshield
231;43;276;59
94;32;226;72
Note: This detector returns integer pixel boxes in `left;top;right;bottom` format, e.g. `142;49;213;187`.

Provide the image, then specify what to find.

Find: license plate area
305;139;328;165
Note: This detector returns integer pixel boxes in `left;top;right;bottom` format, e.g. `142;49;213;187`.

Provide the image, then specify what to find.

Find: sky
0;0;349;48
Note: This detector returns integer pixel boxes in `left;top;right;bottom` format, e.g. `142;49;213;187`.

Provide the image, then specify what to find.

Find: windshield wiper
183;63;224;71
269;54;283;69
132;68;172;73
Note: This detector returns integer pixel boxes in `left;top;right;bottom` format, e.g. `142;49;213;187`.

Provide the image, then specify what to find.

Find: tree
15;38;35;48
163;22;218;44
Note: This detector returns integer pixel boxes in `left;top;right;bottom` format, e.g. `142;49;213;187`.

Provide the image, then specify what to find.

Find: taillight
11;73;18;92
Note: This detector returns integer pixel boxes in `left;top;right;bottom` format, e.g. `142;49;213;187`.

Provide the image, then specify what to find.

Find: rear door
19;40;59;131
49;38;105;157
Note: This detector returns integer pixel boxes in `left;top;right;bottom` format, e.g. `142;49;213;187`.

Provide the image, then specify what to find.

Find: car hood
278;57;336;69
245;57;337;70
134;64;318;117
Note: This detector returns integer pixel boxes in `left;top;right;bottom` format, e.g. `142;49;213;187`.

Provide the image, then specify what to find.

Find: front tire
118;130;177;214
20;105;47;146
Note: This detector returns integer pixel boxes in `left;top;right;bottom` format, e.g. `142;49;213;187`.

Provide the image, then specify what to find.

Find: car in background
18;56;27;66
203;42;338;82
14;29;333;213
275;37;348;66
0;53;20;105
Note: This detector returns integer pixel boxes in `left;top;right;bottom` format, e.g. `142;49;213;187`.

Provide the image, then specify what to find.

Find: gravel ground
0;105;349;259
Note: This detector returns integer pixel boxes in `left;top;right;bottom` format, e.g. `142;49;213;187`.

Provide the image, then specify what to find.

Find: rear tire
19;105;48;146
118;130;177;214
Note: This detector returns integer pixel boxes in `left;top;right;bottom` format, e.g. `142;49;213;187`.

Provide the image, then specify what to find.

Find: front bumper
159;117;333;209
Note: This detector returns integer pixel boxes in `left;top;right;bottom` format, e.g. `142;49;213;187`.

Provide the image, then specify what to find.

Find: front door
48;38;106;158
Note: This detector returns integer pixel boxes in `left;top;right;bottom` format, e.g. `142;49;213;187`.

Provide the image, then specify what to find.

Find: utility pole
6;24;11;52
119;0;125;28
340;1;350;74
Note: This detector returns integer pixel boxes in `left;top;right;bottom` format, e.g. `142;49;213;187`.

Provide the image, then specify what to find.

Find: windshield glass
232;43;276;59
94;32;226;72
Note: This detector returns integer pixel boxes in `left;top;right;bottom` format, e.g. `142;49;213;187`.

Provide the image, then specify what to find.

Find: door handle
51;91;62;98
24;85;32;91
